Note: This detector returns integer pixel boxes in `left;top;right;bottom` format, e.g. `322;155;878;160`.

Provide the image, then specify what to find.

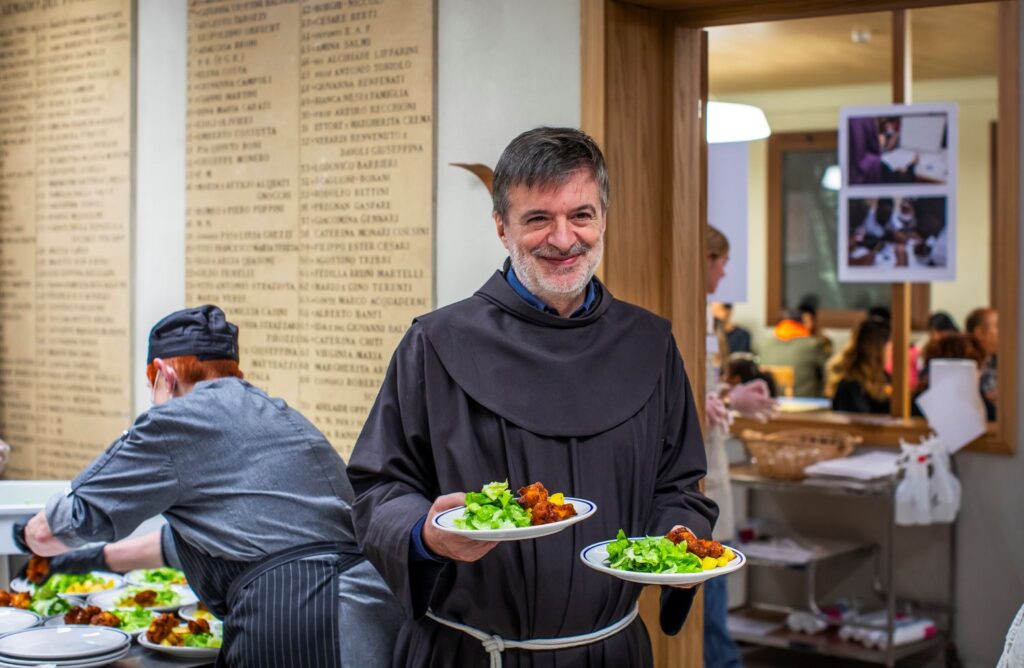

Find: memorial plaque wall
185;0;434;458
0;0;133;479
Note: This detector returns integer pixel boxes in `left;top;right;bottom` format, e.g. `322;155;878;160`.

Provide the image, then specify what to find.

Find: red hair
146;355;243;387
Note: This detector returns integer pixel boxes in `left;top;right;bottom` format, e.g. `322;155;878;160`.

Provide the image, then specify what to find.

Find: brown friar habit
348;267;718;667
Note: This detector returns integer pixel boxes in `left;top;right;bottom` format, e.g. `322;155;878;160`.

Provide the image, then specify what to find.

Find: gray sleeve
46;408;182;549
159;524;182;570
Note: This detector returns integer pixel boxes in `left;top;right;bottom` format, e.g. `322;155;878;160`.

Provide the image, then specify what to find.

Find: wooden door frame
581;0;1018;458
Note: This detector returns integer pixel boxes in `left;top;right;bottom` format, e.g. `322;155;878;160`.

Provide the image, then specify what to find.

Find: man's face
977;312;999;356
495;170;605;300
707;255;728;294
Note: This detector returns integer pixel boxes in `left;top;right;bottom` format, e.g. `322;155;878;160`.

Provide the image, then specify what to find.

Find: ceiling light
821;164;841;191
706;101;771;144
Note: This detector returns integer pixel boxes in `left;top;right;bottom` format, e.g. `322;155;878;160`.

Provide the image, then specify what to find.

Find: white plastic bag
895;440;932;526
925;436;961;524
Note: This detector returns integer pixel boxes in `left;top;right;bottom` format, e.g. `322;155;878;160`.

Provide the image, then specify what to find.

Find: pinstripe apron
172;528;364;668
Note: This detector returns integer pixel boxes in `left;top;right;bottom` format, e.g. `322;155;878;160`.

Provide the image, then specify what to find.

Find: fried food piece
25;556;50;585
133;590;158;607
9;592;30;609
665;527;725;559
516;482;578;526
196;601;208;612
187;618;210;635
0;590;11;607
146;613;179;643
90;611;121;628
65;605;103;625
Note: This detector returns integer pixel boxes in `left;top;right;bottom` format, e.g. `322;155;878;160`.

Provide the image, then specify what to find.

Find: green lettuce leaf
453;481;532;530
606;529;703;574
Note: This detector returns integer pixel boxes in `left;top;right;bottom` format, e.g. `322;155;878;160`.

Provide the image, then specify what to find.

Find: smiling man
347;127;717;667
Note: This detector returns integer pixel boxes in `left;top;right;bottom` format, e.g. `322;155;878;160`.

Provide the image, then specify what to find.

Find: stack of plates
0;627;131;668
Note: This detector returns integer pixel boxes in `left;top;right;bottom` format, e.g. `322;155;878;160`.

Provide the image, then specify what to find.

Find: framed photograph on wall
838;103;957;282
838;192;955;282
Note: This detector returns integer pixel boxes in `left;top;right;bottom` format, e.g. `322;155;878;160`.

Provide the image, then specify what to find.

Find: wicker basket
739;429;861;480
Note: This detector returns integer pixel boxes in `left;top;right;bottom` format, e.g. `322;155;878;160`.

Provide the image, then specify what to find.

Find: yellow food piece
701;556;718;571
194;610;215;621
65;579;114;594
716;548;735;568
549;493;565;505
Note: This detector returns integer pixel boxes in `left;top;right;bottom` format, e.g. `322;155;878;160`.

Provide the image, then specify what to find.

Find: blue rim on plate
579;538;746;586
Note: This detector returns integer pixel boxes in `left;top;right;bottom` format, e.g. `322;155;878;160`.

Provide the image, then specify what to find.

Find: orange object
773;319;811;341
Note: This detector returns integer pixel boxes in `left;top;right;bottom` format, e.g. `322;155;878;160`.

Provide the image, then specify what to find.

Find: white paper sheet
915;359;987;453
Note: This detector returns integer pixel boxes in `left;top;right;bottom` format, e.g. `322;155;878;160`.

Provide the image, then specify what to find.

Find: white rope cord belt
425;604;640;668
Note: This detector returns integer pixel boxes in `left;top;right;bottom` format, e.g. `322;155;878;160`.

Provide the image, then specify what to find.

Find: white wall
435;0;581;308
133;0;187;414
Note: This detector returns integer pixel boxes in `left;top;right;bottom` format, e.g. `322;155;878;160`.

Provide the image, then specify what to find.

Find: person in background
915;311;959;377
965;307;999;406
0;438;8;476
18;306;403;668
711;302;752;355
912;333;996;421
831;318;892;414
704;226;774;668
798;298;833;357
759;309;827;397
724;354;778;398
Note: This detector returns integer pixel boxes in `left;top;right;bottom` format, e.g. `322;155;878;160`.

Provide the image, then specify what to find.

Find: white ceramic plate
579;539;746;585
0;608;39;635
432;498;597;542
43;610;157;639
178;604;220;624
0;644;130;667
86;585;197;613
124;569;189;587
0;626;129;660
138;631;221;660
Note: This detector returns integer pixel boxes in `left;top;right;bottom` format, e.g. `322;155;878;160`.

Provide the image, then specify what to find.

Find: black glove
15;544;110;583
12;522;29;553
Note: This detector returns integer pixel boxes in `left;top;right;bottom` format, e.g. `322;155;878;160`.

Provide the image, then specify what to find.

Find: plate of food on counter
125;567;188;587
45;604;159;638
2;584;75;618
580;526;746;585
432;480;596;541
138;612;222;659
86;585;197;613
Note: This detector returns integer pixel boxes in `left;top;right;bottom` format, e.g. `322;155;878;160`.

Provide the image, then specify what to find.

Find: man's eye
527;216;547;224
573;213;594;221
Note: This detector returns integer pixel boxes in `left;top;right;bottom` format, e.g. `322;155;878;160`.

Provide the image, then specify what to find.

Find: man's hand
728;380;777;423
705;392;732;433
24;510;70;557
422;493;498;562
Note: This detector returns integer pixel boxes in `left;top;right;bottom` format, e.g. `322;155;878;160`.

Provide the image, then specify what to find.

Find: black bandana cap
147;305;239;364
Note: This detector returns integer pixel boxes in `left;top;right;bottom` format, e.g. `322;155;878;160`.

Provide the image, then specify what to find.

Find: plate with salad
11;572;124;600
1;584;73;618
432;481;596;541
87;586;196;613
45;605;158;638
138;613;222;659
125;568;188;587
580;528;746;585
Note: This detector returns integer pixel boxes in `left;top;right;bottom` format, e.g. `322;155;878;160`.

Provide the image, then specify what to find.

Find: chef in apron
19;305;403;667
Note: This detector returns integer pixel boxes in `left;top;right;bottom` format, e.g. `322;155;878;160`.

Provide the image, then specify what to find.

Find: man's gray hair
492;127;609;220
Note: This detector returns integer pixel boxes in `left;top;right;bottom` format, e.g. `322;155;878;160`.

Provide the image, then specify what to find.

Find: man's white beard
508;238;603;301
